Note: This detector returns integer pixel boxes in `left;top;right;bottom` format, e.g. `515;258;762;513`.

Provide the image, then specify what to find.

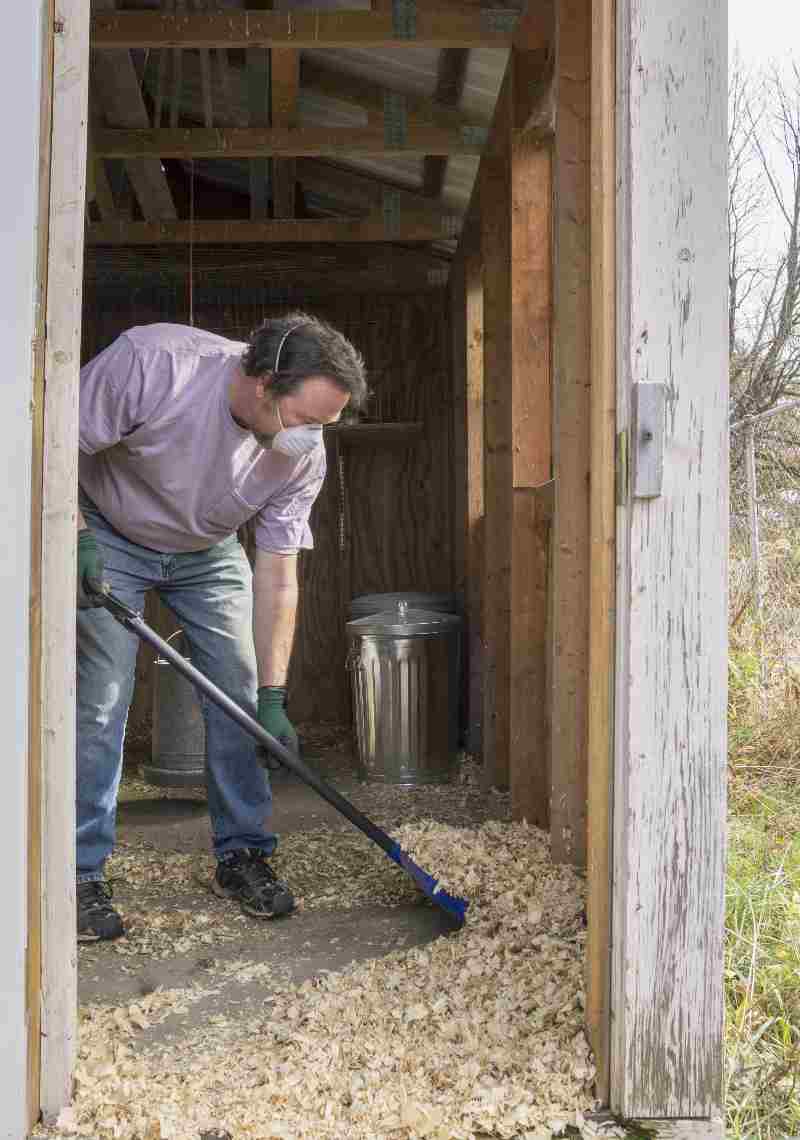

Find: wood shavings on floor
44;820;595;1140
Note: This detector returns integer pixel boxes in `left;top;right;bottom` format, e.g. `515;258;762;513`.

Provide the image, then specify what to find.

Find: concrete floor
79;746;503;1050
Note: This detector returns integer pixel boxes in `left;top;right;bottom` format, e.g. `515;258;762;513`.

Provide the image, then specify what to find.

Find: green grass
726;710;800;1139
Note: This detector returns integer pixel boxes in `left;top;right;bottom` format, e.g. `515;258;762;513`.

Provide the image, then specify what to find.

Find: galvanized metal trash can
346;602;463;785
141;631;206;789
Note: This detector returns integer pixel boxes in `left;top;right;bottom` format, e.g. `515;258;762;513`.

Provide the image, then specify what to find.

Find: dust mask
271;401;323;459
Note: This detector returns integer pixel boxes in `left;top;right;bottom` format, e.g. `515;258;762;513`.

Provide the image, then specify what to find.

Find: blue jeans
77;492;275;882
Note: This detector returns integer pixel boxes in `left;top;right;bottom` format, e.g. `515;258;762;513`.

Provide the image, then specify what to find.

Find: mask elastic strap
273;321;307;374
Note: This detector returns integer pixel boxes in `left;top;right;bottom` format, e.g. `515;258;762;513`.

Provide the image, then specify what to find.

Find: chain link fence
730;400;800;703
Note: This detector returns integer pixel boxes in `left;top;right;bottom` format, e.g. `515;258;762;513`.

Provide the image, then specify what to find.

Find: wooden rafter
298;57;485;133
90;7;518;50
423;49;470;197
92;124;485;158
90;0;177;221
86;217;461;244
296;159;460;225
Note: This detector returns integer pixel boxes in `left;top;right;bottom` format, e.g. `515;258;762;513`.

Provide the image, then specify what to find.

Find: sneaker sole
211;877;294;918
77;926;124;943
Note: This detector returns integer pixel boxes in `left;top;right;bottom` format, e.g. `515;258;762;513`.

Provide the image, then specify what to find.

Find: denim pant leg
77;510;160;882
158;537;276;860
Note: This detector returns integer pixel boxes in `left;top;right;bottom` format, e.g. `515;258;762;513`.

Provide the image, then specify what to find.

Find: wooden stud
39;0;90;1118
246;14;270;221
463;241;485;757
586;0;616;1102
549;0;591;866
509;127;553;827
90;8;519;50
86;217;461;244
423;49;469;198
92;123;486;158
480;73;512;790
271;49;299;218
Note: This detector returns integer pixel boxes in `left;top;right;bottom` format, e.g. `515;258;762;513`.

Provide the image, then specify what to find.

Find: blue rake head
389;844;469;926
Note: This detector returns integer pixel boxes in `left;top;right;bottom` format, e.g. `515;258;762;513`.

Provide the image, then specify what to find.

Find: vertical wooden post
509;116;553;826
39;0;90;1119
611;0;727;1119
550;0;592;865
451;225;485;756
586;0;616;1101
480;75;513;789
464;242;485;756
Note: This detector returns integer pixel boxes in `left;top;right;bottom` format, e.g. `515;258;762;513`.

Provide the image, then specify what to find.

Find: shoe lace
78;880;115;914
235;851;281;901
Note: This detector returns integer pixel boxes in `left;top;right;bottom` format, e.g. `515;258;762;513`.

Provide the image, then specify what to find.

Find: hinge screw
54;19;65;33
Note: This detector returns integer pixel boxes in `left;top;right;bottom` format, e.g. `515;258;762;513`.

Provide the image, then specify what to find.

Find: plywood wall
80;284;455;729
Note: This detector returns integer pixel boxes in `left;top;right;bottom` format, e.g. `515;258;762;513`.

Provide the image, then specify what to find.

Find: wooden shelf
325;421;423;447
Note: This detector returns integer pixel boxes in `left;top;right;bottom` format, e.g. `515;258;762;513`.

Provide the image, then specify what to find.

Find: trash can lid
346;599;463;637
348;591;458;617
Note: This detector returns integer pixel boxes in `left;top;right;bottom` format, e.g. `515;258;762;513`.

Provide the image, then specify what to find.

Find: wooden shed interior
40;0;615;1114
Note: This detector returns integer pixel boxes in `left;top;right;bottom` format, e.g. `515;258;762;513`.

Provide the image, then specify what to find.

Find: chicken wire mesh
730;403;800;699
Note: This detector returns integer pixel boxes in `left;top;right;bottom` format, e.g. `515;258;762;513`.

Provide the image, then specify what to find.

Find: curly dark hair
241;311;368;410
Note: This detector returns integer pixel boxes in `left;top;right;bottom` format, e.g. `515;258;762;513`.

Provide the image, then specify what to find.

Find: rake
96;588;468;927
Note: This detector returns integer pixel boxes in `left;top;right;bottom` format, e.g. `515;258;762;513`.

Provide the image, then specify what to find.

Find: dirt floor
50;734;595;1139
80;738;505;1033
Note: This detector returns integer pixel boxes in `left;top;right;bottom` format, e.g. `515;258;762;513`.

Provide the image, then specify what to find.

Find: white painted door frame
37;0;90;1125
0;2;48;1135
611;0;727;1127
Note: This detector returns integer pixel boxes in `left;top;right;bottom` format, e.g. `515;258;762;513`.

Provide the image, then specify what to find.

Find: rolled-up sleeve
79;334;146;455
254;445;327;554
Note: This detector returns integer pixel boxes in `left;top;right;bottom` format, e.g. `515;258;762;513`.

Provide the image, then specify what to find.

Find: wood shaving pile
47;819;595;1140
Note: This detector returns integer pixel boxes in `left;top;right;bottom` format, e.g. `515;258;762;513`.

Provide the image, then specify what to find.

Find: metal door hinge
632;380;667;498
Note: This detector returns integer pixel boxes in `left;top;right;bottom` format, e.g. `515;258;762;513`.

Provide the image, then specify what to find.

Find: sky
729;0;800;70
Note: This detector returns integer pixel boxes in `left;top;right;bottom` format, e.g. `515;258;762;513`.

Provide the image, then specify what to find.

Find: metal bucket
141;631;206;789
346;602;463;786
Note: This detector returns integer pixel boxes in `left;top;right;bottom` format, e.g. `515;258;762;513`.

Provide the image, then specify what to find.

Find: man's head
232;312;367;449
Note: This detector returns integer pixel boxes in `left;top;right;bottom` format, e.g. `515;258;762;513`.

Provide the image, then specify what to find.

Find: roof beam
90;8;518;50
87;217;461;244
92;124;486;158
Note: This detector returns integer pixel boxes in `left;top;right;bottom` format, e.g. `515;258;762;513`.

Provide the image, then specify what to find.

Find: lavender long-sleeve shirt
78;323;326;554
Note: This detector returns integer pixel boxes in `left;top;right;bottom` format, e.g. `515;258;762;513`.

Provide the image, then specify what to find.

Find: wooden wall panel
80;286;455;730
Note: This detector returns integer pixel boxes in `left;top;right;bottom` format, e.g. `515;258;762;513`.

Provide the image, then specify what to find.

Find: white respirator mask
272;417;323;459
259;322;324;459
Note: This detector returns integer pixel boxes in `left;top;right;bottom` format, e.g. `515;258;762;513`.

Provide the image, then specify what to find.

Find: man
76;314;367;942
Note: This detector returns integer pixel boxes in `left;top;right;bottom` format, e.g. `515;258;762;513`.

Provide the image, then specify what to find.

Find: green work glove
257;685;299;768
77;528;106;608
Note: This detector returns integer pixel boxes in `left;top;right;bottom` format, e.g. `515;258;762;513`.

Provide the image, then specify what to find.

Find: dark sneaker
77;880;124;942
212;849;295;918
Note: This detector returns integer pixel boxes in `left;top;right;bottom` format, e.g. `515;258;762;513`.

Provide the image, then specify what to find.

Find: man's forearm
253;550;299;687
